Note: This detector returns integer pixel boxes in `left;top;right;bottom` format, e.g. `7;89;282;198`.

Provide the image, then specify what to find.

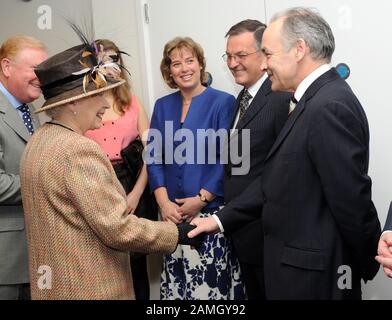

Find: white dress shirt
291;64;332;110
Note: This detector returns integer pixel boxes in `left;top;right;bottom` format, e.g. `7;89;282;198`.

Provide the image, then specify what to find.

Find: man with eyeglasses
0;35;48;299
211;20;291;300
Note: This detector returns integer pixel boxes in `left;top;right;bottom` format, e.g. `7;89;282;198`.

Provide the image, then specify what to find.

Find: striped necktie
239;89;252;120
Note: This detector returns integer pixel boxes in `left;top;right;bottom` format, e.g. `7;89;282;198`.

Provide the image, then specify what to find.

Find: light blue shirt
0;81;23;117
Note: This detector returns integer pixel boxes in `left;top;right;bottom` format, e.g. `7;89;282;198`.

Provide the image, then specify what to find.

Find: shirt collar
247;73;268;98
0;81;22;110
294;64;331;102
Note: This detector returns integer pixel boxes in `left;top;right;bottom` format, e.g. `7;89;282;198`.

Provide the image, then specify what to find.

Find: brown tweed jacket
20;123;178;300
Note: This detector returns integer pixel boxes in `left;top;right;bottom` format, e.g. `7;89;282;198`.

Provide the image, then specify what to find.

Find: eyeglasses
222;50;260;62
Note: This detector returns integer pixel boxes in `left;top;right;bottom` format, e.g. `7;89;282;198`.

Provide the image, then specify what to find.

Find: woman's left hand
175;196;205;222
126;190;141;215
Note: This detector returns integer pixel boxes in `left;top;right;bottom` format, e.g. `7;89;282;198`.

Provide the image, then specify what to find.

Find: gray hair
44;105;64;118
271;7;335;62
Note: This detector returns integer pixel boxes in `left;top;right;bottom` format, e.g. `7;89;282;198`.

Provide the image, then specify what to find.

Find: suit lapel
236;78;271;130
231;77;272;132
302;68;340;102
30;104;40;131
264;68;339;162
264;99;305;162
229;91;242;129
0;92;30;142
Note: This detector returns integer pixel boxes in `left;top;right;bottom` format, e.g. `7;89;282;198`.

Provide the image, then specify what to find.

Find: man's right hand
375;232;392;278
188;216;220;238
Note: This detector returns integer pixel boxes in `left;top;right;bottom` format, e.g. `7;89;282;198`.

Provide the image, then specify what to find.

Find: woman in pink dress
85;39;153;300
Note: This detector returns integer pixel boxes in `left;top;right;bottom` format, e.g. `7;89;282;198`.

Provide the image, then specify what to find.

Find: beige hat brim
35;79;126;113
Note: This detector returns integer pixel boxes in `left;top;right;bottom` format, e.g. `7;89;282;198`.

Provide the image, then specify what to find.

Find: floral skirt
160;209;245;300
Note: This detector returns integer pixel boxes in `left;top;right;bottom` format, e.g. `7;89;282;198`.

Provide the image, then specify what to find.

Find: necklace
47;121;75;132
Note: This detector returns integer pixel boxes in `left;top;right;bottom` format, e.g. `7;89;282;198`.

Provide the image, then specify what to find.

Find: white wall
0;0;93;53
92;0;147;113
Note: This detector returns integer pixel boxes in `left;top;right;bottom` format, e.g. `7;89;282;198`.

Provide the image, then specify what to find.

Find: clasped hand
161;196;204;224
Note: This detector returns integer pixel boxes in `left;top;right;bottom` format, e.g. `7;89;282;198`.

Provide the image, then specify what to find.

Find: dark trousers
240;262;266;300
0;284;30;300
113;161;152;300
131;255;150;300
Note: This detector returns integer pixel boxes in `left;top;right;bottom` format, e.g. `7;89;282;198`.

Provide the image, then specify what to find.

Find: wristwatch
198;192;209;204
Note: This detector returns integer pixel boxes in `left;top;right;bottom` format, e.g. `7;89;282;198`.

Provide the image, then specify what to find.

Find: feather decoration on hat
65;18;129;93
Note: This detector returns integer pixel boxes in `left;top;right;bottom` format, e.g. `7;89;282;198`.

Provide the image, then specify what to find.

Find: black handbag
121;138;144;183
120;138;158;221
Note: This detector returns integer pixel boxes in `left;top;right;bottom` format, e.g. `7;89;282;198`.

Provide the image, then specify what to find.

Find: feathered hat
34;22;126;113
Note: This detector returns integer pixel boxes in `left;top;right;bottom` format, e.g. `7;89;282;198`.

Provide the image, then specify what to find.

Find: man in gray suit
0;35;47;299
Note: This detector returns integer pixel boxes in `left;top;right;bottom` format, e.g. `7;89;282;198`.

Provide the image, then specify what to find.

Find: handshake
177;222;205;247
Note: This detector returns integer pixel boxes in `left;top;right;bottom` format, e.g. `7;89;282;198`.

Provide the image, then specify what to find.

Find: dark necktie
18;104;34;135
239;89;252;120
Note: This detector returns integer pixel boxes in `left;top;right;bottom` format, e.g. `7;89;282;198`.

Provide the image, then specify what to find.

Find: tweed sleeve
64;139;178;254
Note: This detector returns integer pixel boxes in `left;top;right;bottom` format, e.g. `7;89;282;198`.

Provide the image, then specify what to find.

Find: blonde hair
95;39;131;115
0;35;46;74
160;37;208;89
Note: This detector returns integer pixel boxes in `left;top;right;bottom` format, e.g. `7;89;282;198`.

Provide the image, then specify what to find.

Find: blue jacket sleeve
146;99;166;192
201;94;235;197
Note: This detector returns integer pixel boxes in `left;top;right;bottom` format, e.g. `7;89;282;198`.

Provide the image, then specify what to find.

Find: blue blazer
147;87;235;209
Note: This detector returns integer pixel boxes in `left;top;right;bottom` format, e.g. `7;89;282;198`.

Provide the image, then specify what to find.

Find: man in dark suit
376;203;392;277
190;7;381;299
216;20;290;299
0;36;47;299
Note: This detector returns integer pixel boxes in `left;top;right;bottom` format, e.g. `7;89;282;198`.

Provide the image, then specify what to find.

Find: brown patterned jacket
20;123;178;300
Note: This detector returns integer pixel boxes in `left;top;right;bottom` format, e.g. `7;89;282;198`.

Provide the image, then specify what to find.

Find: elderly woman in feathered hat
19;42;203;300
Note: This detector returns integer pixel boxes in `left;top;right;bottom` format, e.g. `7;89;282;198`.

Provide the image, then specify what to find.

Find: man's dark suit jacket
223;78;290;266
384;202;392;231
217;68;381;299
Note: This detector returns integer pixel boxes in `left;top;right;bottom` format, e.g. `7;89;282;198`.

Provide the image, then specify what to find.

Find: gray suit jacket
0;90;39;284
